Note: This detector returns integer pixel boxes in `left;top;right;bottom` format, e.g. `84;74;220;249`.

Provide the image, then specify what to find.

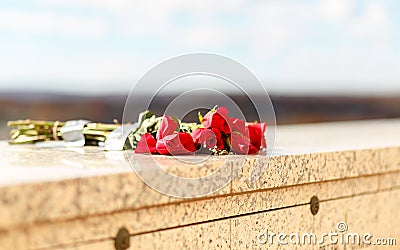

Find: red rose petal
230;118;246;135
192;128;218;149
246;122;267;149
135;133;157;154
230;132;259;155
156;115;178;140
156;132;196;155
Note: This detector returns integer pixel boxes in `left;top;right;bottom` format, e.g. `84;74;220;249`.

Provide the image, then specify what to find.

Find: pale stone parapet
0;119;399;249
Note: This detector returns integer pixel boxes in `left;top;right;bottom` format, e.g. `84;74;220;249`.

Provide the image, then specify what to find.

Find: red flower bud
156;115;178;140
156;132;196;155
215;106;228;116
192;128;224;150
230;132;258;155
246;122;266;149
202;106;231;134
230;118;246;135
135;133;157;154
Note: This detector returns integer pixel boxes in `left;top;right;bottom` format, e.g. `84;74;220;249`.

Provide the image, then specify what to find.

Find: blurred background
1;0;400;139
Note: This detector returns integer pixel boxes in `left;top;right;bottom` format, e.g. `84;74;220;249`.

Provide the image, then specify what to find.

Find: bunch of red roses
134;106;266;155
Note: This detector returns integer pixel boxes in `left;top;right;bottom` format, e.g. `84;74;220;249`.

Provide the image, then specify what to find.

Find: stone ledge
2;173;399;249
0;119;399;249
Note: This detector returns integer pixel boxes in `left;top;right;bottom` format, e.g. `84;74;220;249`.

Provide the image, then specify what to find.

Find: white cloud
351;2;391;41
0;54;148;82
246;2;309;59
181;26;228;48
318;0;353;22
37;0;132;12
37;0;247;45
0;9;108;36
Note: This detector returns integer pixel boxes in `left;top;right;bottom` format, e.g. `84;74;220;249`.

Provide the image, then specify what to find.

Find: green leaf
211;105;219;112
198;111;203;123
137;110;154;127
172;117;181;132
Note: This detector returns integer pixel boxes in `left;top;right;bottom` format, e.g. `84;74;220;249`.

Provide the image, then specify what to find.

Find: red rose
211;128;225;150
230;118;246;135
156;132;196;155
215;106;228;116
202;106;231;134
156;115;178;140
246;122;266;149
230;132;258;155
135;133;157;154
192;128;224;150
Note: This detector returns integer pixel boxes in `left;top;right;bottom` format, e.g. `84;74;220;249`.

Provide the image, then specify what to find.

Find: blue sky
0;0;399;95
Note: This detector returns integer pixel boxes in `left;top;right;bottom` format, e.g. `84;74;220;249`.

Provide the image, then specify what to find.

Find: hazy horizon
1;84;400;97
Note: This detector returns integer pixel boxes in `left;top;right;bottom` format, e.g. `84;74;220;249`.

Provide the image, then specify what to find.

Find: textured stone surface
1;146;399;231
313;189;400;250
275;119;400;153
5;173;398;250
231;148;400;193
57;241;115;250
129;220;231;249
231;205;313;249
0;227;28;250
